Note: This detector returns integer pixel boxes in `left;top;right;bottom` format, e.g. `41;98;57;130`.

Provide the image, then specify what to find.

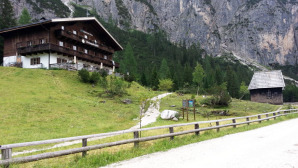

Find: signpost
182;99;196;121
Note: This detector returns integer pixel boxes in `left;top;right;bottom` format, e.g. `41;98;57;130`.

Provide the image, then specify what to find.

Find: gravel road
103;118;298;168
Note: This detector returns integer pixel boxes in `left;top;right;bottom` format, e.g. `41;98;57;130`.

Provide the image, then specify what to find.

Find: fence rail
1;109;297;167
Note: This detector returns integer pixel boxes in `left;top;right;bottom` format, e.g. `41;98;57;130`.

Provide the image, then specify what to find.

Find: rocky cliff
10;0;298;65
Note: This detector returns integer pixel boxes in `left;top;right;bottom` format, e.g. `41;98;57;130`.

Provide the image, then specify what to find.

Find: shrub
158;79;173;91
78;69;90;83
107;76;128;97
90;72;100;84
99;69;108;78
200;84;231;107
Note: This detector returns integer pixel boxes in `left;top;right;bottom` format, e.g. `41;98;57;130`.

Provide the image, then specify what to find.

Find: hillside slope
0;67;157;144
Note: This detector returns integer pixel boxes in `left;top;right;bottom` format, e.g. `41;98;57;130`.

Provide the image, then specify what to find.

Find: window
61;26;65;30
73;30;77;35
27;41;32;47
30;57;40;65
84;49;88;54
57;58;67;64
104;55;107;59
59;41;64;47
73;45;77;51
40;39;46;44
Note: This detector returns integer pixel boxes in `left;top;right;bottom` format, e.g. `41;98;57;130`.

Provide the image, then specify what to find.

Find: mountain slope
7;0;298;66
73;0;298;66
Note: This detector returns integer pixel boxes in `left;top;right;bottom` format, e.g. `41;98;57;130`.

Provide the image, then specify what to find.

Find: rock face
9;0;298;65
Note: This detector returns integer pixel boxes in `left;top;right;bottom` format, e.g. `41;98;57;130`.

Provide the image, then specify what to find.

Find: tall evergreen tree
214;65;224;85
120;42;138;79
140;72;147;86
0;0;16;29
18;8;31;25
151;67;159;90
192;63;205;95
183;63;193;85
159;58;170;79
0;0;16;65
226;66;240;98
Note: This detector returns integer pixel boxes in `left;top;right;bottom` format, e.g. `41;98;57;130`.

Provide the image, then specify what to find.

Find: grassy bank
0;67;160;145
12;113;298;168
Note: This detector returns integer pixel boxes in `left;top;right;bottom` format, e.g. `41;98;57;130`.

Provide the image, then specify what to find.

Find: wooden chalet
0;17;122;73
248;70;285;105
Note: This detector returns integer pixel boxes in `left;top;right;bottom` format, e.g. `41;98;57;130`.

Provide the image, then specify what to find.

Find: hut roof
248;70;285;90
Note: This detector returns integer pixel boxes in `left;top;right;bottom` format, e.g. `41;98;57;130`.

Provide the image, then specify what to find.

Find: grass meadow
1;67;296;168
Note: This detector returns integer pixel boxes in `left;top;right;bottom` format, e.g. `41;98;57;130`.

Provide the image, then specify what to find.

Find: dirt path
104;118;298;168
130;93;172;130
11;93;172;156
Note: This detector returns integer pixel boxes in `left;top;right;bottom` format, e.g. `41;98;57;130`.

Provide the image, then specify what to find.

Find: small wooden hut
248;70;285;105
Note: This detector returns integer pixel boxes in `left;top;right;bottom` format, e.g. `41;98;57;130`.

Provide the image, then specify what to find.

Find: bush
99;69;108;78
78;69;90;83
90;72;100;84
158;79;173;91
107;76;128;97
200;84;231;107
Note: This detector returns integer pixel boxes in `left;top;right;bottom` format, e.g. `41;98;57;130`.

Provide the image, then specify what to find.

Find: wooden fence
1;109;298;167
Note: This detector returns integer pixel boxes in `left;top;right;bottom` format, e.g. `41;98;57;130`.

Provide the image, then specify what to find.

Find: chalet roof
248;70;285;90
0;17;123;51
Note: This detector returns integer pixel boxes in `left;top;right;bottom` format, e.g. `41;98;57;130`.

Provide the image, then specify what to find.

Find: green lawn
0;67;160;144
1;67;296;168
151;93;282;127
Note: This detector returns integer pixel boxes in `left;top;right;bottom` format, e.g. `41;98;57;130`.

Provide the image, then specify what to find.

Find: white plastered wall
3;54;114;73
3;56;17;66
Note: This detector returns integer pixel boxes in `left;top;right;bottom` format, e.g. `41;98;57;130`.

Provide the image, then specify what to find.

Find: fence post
216;121;220;132
246;117;250;125
169;127;174;140
258;115;261;123
1;148;12;168
273;113;276;120
82;138;87;157
133;131;139;147
194;124;200;135
232;119;236;128
266;114;269;121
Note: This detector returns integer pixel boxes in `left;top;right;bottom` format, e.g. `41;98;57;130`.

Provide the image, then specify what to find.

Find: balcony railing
17;44;119;68
55;30;115;54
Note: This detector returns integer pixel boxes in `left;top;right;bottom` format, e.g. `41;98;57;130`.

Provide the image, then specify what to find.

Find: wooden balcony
55;29;115;54
17;43;119;68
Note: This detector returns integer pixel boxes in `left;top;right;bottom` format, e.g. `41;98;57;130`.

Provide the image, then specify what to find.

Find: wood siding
250;88;283;105
1;20;119;68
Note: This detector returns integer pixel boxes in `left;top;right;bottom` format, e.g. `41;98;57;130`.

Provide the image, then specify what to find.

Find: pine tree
122;43;138;79
215;65;224;85
140;72;147;86
18;8;31;25
159;58;170;79
226;66;240;98
192;63;205;95
0;0;16;65
151;67;159;90
183;63;193;85
0;0;16;29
